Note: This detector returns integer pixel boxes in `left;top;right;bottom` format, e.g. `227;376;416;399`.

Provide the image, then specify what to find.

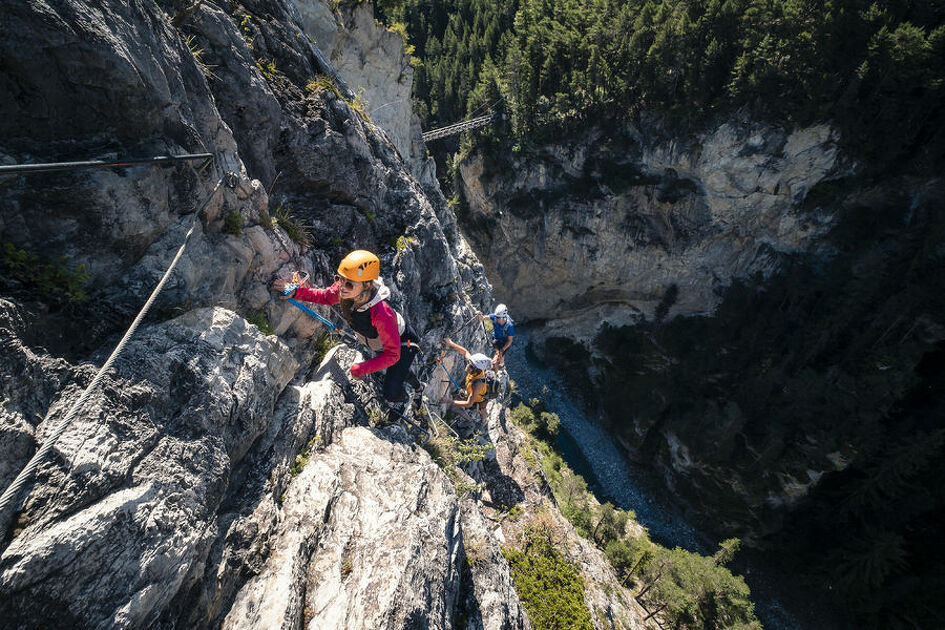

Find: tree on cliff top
378;0;945;171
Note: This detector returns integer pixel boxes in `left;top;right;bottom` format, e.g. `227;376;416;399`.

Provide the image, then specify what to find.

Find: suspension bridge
421;111;495;142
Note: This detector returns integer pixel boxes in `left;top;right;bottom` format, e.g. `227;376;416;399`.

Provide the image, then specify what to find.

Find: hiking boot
386;400;409;422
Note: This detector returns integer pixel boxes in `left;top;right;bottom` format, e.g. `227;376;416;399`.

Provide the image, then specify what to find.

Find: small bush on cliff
423;432;493;489
1;243;89;304
502;524;594;630
385;21;415;57
184;34;216;79
255;59;278;81
425;434;493;470
223;211;244;235
509;400;560;441
246;311;274;335
305;75;370;121
312;334;338;366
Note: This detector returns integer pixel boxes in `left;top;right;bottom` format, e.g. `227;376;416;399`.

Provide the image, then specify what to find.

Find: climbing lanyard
434;313;482;393
286;296;360;348
402;336;462;394
281;274;361;348
436;359;464;393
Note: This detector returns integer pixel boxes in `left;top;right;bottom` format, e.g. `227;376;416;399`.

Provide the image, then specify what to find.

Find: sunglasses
334;275;359;290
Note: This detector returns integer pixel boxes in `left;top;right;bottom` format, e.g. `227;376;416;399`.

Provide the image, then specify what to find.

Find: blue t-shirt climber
477;304;514;369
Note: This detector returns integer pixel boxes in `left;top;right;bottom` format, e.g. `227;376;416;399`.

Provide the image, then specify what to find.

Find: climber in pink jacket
272;250;422;402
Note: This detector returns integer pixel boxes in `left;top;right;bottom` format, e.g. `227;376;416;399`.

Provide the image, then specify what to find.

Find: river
497;325;836;630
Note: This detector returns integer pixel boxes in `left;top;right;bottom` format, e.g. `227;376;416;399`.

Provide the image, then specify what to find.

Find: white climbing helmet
493;304;509;319
470;353;492;371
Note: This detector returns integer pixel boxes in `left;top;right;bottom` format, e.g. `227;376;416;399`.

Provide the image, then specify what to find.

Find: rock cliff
456;117;853;539
0;1;647;628
459;120;841;342
294;0;437;189
456;104;942;567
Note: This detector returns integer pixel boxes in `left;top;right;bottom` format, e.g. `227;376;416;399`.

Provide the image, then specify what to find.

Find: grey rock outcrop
294;0;437;188
456;497;531;630
0;307;297;628
223;425;460;630
459;119;841;342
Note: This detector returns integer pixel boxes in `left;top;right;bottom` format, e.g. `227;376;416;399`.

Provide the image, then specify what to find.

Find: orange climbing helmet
337;250;380;282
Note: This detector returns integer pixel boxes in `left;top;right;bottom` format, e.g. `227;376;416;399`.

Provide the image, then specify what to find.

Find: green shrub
394;235;416;252
605;537;654;587
306;75;370;120
1;242;89;303
637;545;760;630
509;402;536;428
271;202;312;248
312;333;338;366
184;34;216;79
238;14;255;49
255;59;278;81
509;400;560;442
386;20;415;57
223;211;244;235
502;524;594;630
426;434;493;468
464;537;488;567
290;435;323;477
246;311;274;335
455;479;485;499
591;502;628;547
538;411;560;437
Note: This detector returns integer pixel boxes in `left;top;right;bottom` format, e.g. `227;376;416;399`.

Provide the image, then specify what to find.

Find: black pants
382;344;421;402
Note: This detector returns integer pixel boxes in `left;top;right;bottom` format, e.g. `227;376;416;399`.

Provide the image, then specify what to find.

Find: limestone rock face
223;426;461;630
295;0;437;188
456;497;532;630
459;120;841;341
0;307;297;629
